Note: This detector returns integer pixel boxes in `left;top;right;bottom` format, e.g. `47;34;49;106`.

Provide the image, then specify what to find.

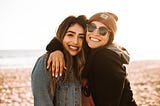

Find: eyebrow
67;31;76;34
67;31;85;35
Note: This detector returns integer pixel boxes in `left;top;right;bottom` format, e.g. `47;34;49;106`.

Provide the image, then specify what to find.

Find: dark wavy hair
47;15;87;96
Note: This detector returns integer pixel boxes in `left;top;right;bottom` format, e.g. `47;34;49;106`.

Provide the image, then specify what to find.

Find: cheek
62;37;68;47
62;40;66;49
102;36;109;44
85;34;89;42
79;40;83;48
63;35;71;43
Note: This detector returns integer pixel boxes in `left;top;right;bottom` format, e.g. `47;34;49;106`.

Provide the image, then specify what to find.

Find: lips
90;37;100;42
69;45;79;50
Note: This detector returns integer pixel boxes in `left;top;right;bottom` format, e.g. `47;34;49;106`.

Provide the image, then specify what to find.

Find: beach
0;60;160;106
0;68;33;106
127;60;160;106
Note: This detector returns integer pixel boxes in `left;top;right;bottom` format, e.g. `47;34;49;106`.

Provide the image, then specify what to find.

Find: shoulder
92;47;121;62
32;54;48;74
88;47;124;68
35;54;48;65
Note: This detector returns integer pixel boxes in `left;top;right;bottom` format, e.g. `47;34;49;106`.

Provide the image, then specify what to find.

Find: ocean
0;49;44;69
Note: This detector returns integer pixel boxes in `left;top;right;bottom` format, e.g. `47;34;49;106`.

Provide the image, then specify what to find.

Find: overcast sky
0;0;160;61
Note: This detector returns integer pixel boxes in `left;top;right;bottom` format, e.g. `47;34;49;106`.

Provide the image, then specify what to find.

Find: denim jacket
31;54;82;106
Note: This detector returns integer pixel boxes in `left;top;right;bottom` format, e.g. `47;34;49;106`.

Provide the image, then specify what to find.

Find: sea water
0;49;44;69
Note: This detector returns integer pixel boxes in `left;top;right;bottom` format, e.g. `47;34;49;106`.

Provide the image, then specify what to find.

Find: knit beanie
88;12;118;43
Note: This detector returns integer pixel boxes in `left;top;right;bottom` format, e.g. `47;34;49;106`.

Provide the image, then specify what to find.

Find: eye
79;34;85;39
99;27;108;35
87;23;96;32
66;33;74;37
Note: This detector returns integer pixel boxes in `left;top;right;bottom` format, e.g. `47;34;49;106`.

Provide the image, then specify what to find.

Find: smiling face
62;23;85;56
86;21;110;49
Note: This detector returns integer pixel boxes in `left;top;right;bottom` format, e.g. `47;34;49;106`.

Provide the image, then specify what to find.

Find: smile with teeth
90;37;100;42
69;45;79;50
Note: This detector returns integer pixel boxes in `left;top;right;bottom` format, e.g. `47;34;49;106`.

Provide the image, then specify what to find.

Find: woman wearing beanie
46;12;137;106
82;12;137;106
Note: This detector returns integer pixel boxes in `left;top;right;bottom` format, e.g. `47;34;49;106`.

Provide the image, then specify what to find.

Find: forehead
67;23;85;33
91;21;106;27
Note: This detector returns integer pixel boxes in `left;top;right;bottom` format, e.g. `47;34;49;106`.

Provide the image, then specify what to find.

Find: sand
0;60;160;106
127;60;160;106
0;68;33;106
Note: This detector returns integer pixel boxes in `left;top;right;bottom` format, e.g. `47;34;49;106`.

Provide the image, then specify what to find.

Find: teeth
90;37;99;42
69;46;78;50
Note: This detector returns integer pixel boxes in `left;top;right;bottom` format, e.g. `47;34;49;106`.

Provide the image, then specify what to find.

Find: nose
93;28;99;35
73;36;79;44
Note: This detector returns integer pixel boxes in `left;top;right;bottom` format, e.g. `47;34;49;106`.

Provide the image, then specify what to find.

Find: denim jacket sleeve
31;54;54;106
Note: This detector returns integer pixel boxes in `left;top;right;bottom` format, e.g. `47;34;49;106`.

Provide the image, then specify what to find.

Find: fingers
54;57;60;78
63;59;67;70
47;56;51;69
48;51;66;78
54;56;66;77
59;57;65;77
51;61;55;77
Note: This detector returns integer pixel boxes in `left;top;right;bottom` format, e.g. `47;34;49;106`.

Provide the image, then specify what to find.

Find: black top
83;47;137;106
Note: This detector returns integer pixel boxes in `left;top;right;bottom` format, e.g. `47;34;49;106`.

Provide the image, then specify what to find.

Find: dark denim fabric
55;79;81;106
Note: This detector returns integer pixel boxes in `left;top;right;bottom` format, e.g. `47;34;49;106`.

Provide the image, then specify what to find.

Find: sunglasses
87;23;110;36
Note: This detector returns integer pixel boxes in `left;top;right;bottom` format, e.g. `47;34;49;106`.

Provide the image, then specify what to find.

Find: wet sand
0;60;160;106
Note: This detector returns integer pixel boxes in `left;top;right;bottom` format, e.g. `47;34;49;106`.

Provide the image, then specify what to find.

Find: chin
88;44;98;49
70;52;78;56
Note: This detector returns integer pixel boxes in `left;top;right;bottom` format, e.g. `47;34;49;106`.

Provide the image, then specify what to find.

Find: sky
0;0;160;61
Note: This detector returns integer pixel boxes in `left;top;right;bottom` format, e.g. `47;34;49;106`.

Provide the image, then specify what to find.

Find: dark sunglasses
87;23;110;36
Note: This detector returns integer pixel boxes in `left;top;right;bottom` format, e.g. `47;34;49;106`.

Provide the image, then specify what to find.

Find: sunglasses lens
99;27;108;36
87;23;109;36
87;24;96;32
